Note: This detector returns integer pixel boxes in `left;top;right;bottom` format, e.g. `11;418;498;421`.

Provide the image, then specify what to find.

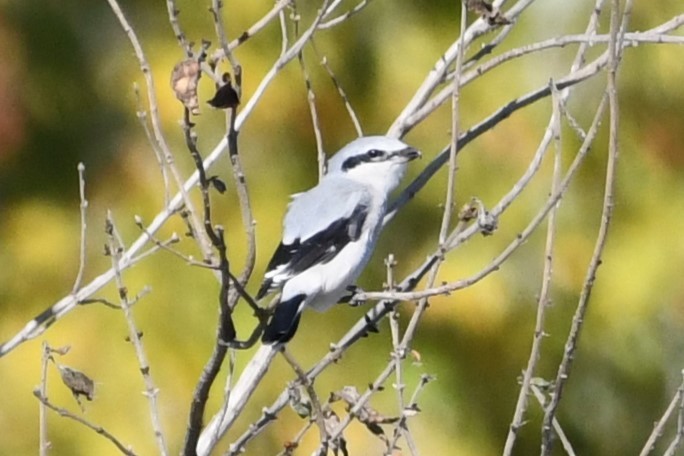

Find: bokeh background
1;0;683;454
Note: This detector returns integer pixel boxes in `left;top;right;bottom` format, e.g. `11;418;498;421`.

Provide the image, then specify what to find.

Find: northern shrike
197;136;420;454
258;135;421;343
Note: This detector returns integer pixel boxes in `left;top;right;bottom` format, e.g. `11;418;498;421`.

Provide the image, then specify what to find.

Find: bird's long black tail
262;294;306;344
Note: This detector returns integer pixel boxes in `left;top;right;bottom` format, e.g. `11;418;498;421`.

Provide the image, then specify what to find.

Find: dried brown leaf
171;59;201;115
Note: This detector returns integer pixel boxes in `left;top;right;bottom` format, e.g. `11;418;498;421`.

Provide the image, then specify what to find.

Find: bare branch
663;378;684;455
197;345;280;455
33;389;137;456
541;0;627;451
641;370;684;456
107;0;214;260
314;47;364;137
318;0;374;29
503;80;565;455
281;349;329;451
39;342;51;456
165;0;191;55
530;383;577;456
106;213;168;456
70;163;88;294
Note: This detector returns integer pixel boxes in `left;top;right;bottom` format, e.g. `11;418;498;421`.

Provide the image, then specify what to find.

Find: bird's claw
340;285;366;307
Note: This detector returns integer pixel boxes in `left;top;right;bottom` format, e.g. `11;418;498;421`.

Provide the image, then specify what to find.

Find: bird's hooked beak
393;146;422;162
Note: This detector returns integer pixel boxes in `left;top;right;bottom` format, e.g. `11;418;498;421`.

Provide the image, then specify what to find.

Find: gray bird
258;135;421;343
198;136;420;454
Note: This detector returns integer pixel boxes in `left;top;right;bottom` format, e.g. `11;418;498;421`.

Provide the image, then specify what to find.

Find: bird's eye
367;149;382;158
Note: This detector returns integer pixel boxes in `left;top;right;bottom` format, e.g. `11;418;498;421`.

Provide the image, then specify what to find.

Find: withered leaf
207;73;240;109
171;59;201;115
58;365;95;402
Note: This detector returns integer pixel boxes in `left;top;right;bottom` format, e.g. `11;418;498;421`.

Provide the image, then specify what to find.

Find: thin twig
133;84;171;206
225;96;258;293
106;0;214;261
281;348;329;452
664;372;684;456
503;2;608;450
541;1;625;452
235;0;333;130
313;44;364;137
209;0;240;76
39;342;50;456
640;374;684;455
641;370;684;456
298;41;326;179
438;0;467;245
530;383;577;456
386;373;435;455
384;254;414;455
106;213;168;456
197;344;280;456
318;0;373;29
209;0;291;63
290;1;327;179
33;389;137;456
320;362;397;450
165;0;191;55
180;85;242;452
503;80;565;456
70;163;88;294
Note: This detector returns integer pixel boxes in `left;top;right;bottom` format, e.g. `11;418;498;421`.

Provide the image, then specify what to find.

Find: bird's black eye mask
341;149;388;171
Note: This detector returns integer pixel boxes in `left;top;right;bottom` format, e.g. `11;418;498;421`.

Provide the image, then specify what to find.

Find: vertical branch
182;48;268;449
210;0;241;76
165;0;192;55
71;163;88;294
39;342;50;456
181;100;240;454
106;0;215;261
291;1;326;178
503;81;564;455
313;43;363;137
663;373;684;456
530;384;577;456
298;43;326;179
33;388;138;456
281;349;329;452
384;254;415;454
197;345;280;456
438;0;467;244
225;91;256;288
504;1;608;445
541;1;624;453
208;0;255;289
640;371;684;456
106;213;168;456
134;84;172;206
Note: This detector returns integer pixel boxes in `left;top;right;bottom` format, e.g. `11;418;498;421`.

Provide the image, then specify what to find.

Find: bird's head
327;136;421;195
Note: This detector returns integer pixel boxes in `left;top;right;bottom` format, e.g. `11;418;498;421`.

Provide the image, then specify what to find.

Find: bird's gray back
282;177;376;244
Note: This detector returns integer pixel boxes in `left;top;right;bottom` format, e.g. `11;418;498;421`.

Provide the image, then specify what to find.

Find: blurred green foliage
0;1;683;455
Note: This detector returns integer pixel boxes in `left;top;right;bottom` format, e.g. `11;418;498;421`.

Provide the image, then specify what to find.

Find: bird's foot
340;285;365;307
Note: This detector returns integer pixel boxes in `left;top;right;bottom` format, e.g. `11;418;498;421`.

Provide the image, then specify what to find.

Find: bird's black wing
256;203;368;299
